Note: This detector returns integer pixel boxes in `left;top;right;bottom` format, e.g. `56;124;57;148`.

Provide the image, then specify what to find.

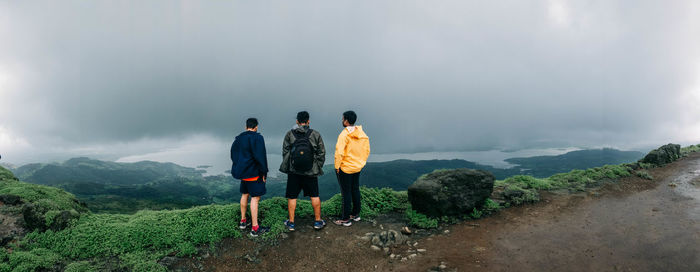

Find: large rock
407;169;494;217
640;143;681;166
21;203;81;231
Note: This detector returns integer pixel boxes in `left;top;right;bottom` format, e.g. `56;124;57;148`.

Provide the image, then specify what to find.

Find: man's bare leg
240;193;249;221
288;198;297;222
251;196;260;227
311;197;321;221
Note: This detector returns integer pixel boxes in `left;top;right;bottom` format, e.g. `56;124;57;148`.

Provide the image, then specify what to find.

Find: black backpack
290;129;315;172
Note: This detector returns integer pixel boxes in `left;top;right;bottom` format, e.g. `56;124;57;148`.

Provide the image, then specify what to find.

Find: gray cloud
1;0;699;165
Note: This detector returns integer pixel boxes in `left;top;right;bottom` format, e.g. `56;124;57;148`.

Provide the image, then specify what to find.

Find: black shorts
240;178;266;197
286;173;319;199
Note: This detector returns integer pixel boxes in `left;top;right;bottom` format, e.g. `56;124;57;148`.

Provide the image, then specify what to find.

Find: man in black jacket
231;118;269;237
279;111;327;231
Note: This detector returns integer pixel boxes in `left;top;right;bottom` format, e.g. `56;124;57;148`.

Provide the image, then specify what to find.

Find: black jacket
231;131;268;180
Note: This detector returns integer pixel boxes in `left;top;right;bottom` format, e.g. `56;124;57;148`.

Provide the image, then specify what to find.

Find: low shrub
7;248;61;272
0;166;16;181
469;208;483;219
64;261;95;272
635;170;653;180
480;198;502;215
405;208;438;229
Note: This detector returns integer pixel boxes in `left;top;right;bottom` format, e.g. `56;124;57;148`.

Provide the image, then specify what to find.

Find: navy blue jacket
230;131;269;180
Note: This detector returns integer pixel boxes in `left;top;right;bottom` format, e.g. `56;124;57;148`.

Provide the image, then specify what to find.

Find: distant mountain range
9;148;643;213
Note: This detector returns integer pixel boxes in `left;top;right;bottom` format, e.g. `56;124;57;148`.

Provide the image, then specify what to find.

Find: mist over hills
9;149;643;213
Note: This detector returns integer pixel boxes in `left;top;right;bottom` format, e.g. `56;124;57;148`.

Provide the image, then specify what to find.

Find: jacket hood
236;130;257;140
292;124;311;133
347;126;368;139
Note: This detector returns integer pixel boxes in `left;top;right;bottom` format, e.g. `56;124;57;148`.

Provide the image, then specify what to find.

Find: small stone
472;246;487;253
401;257;408;262
439;264;447;269
417;248;427;253
383;247;390;253
668;182;677;187
390;254;396;259
443;230;450;234
371;245;381;251
401;226;412;235
413;242;418;247
380;224;384;230
408;253;417;259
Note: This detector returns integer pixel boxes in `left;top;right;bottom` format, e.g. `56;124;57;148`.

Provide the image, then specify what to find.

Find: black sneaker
239;220;251;230
249;226;270;237
333;219;352;227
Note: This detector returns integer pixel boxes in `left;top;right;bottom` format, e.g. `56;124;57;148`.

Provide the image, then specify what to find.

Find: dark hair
296;111;310;124
342;111;357;125
246;118;258;129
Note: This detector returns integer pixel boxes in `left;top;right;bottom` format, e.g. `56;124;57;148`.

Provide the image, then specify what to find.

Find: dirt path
171;152;700;272
398;152;700;272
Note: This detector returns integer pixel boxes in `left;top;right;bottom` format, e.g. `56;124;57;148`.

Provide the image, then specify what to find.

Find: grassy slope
2;144;698;272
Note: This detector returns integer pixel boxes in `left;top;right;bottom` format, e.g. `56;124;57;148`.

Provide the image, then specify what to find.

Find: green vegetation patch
7;187;412;271
405;208;439;228
0;179;86;214
681;144;700;155
497;164;634;206
0;166;16;181
635;170;653;180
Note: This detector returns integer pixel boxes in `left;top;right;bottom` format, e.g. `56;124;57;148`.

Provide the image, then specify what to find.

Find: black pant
337;169;361;220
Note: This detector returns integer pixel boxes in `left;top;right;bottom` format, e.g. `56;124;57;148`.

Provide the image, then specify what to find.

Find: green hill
505;148;644;178
13;157;205;186
8;149;645;213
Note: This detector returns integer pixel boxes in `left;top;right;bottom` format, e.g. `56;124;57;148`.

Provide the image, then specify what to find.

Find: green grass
0;166;16;181
1;166;89;232
635;170;653;180
405;208;439;228
0;179;87;214
681;144;700;155
5;186;411;271
496;164;634;206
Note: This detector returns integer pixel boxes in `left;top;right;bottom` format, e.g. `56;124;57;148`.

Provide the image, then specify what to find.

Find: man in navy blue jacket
231;118;269;237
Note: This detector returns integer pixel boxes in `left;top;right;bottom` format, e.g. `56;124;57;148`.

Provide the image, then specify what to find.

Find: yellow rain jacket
334;126;371;174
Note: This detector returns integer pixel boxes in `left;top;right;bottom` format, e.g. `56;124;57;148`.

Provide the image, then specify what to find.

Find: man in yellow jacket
333;111;370;226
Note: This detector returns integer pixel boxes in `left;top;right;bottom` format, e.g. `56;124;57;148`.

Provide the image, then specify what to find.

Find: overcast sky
1;1;699;170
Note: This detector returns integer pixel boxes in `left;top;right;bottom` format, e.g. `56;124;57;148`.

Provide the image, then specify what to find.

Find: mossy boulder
407;169;494;217
640;143;681;166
